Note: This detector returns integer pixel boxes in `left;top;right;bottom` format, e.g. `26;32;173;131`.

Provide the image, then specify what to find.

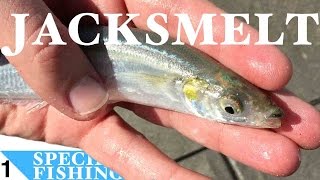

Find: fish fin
0;95;38;105
0;97;48;113
26;101;49;114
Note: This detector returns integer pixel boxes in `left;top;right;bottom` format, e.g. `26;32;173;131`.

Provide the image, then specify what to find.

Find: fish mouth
260;118;282;128
268;107;284;119
257;107;283;128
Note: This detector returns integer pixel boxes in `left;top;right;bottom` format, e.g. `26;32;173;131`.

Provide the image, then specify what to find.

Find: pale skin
0;0;320;179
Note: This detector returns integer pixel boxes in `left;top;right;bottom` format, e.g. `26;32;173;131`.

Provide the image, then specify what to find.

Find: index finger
124;0;292;90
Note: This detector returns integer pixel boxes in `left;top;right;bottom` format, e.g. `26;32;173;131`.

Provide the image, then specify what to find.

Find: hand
1;0;320;179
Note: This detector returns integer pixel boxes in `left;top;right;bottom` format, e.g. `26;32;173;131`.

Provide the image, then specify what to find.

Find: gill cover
182;77;211;117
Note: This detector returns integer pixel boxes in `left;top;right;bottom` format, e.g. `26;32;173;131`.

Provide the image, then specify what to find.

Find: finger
124;0;292;90
126;105;300;176
0;1;108;119
0;103;48;140
272;90;320;149
78;112;209;179
0;104;209;179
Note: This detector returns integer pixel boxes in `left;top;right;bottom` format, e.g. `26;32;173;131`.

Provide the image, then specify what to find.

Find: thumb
0;1;108;120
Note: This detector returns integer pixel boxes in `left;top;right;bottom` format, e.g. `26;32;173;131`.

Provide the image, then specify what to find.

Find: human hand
1;0;320;179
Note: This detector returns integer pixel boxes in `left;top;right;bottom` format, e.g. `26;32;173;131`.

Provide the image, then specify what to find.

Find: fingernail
69;76;108;116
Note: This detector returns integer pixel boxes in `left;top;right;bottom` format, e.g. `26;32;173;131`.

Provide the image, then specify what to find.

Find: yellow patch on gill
183;78;209;100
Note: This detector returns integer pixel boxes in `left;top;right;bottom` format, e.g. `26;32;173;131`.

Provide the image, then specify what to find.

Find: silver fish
0;27;283;128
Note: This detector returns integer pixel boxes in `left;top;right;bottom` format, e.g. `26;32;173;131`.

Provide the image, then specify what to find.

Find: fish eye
224;106;235;114
219;96;243;115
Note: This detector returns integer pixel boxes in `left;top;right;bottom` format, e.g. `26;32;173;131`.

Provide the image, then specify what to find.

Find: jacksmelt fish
0;27;283;128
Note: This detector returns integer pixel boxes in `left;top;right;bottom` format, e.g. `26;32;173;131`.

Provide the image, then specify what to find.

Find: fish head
181;76;283;128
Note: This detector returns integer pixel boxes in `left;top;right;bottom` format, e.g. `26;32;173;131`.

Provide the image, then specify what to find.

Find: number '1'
1;160;9;177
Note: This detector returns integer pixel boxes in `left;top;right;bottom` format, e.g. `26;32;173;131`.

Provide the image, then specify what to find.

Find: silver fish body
0;27;283;128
